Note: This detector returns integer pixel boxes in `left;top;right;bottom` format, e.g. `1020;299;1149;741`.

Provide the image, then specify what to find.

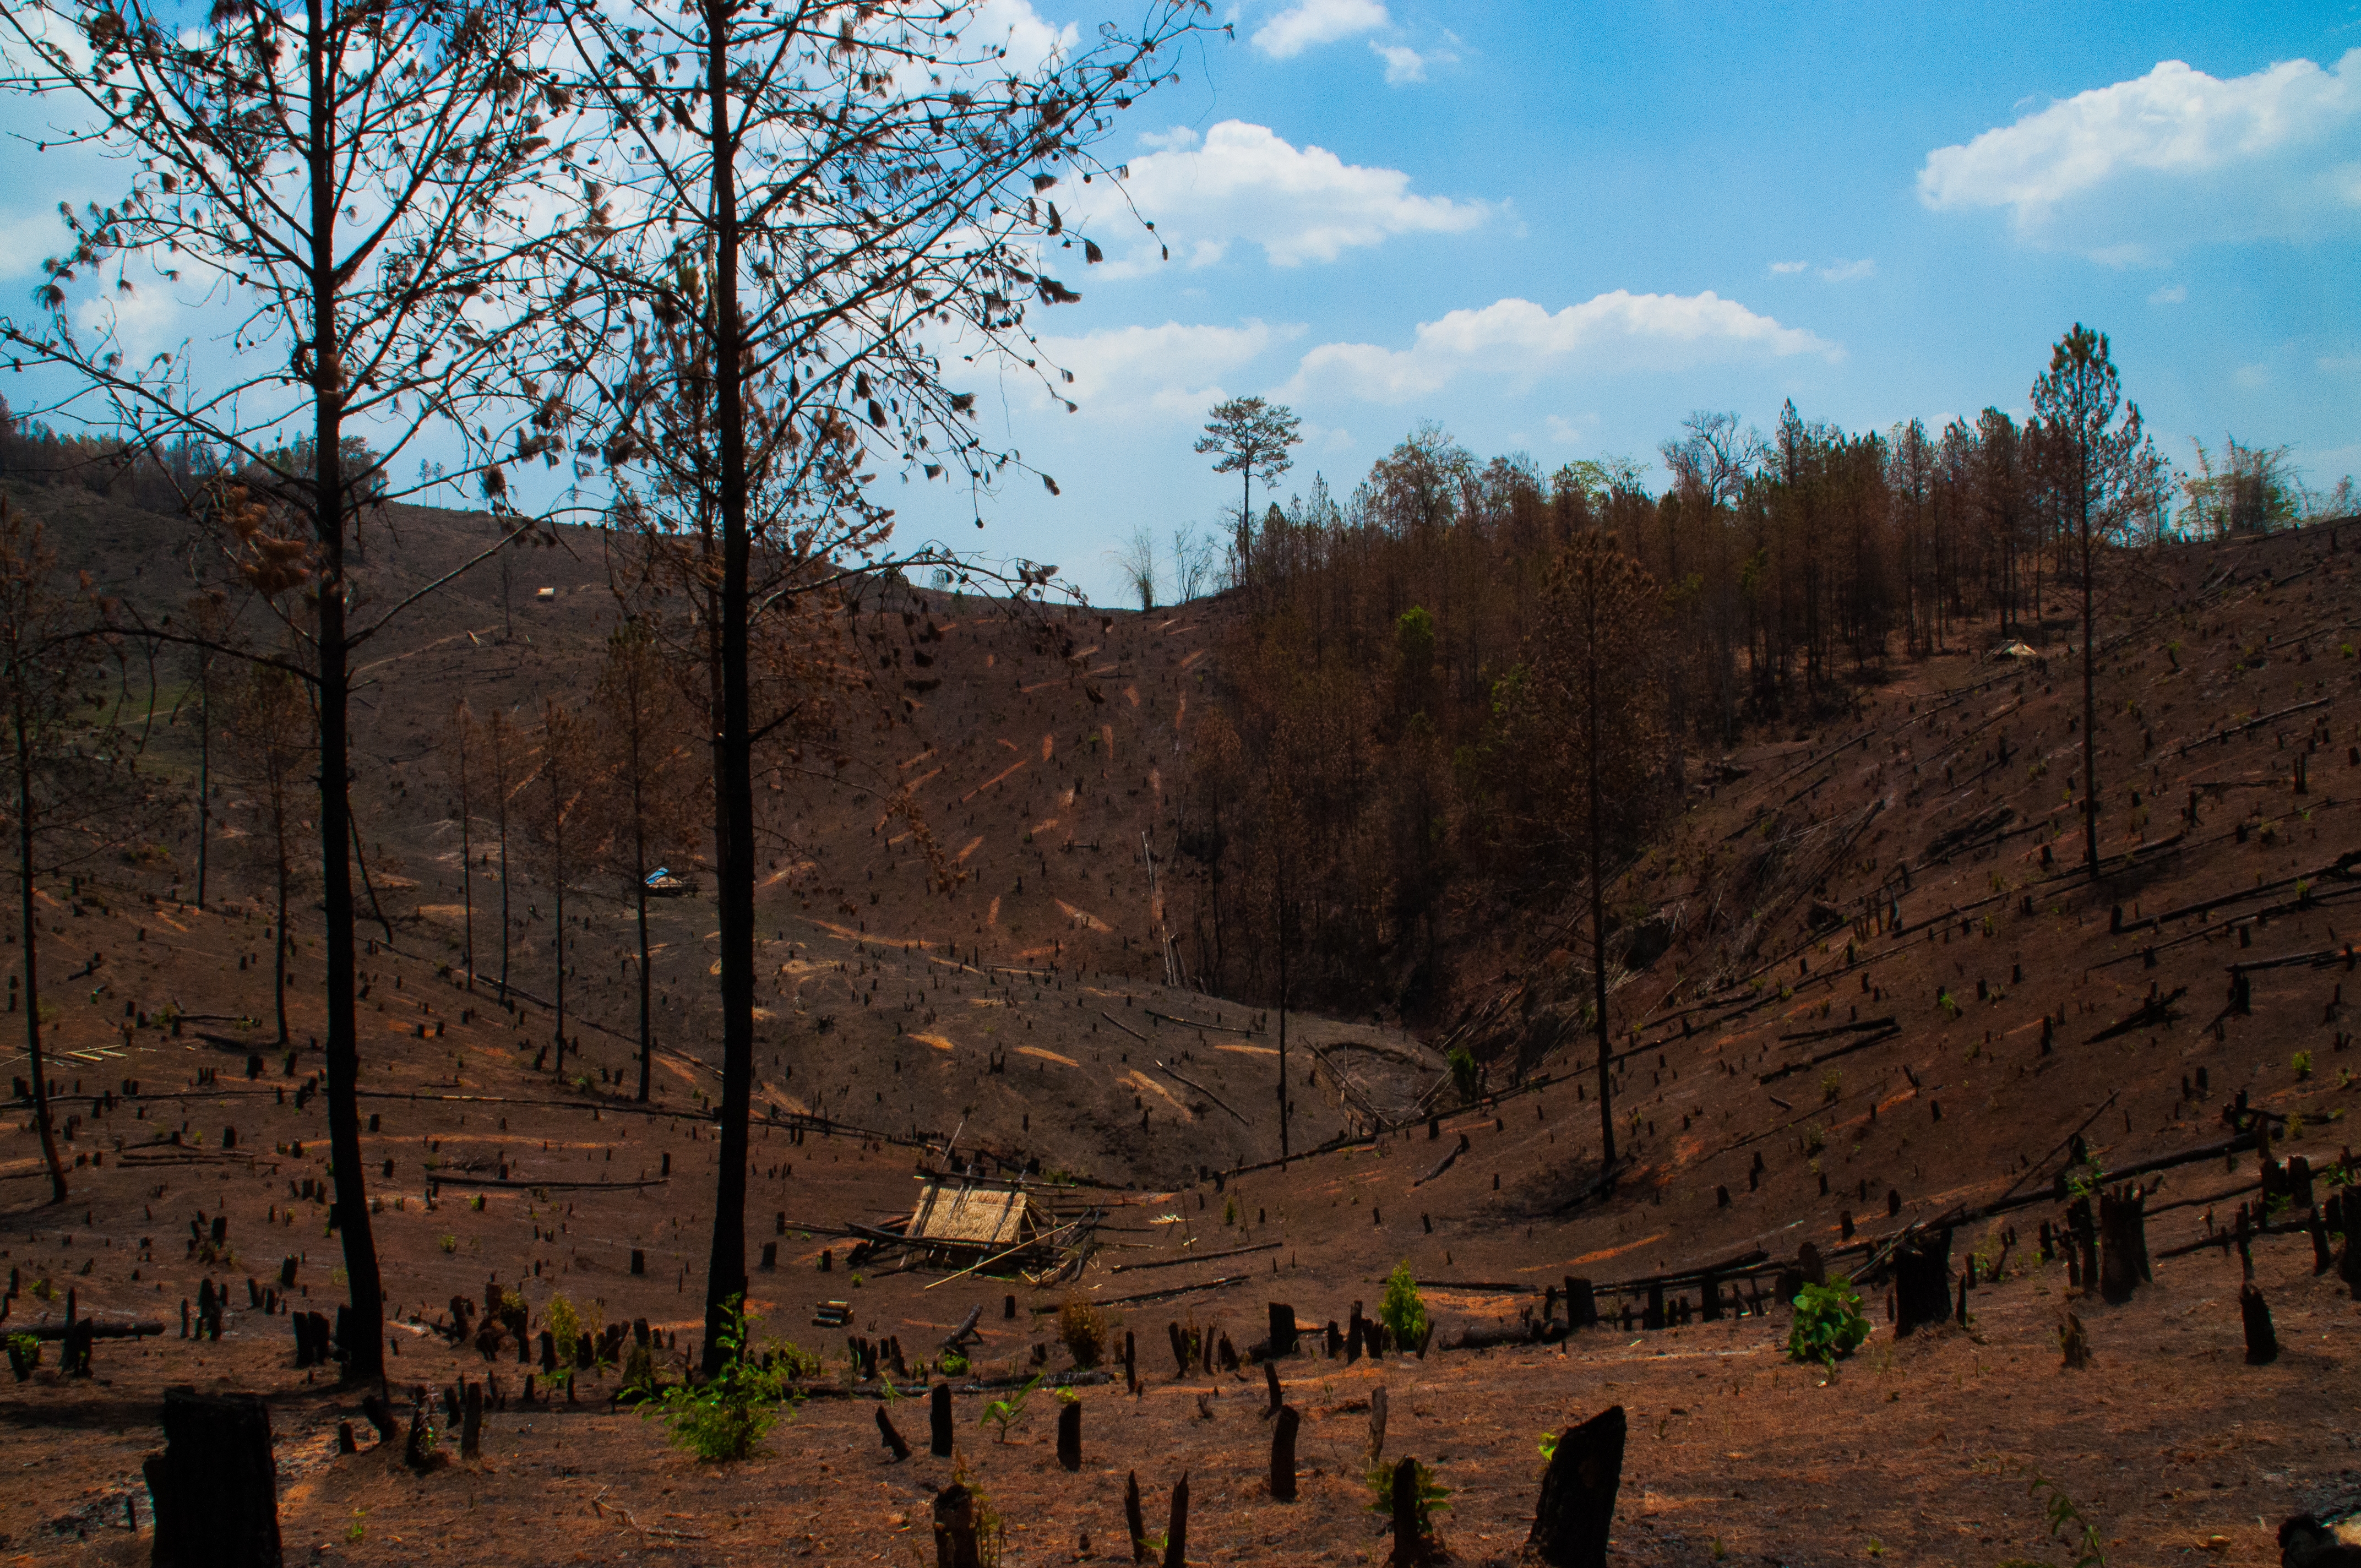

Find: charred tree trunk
143;1387;282;1568
1528;1405;1625;1568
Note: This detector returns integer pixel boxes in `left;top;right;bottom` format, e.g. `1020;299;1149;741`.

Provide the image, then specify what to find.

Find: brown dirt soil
6;490;2361;1564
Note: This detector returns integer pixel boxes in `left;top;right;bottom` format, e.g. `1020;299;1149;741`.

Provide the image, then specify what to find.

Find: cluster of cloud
1769;258;1878;282
1918;48;2361;260
1030;290;1836;424
1098;121;1488;270
1249;0;1455;87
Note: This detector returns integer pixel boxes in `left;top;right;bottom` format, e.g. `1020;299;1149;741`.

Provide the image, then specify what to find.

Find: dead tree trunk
929;1383;954;1457
877;1406;910;1461
1892;1228;1954;1334
2239;1283;2278;1365
1528;1405;1625;1568
142;1387;282;1568
932;1483;981;1568
1162;1471;1189;1568
2098;1183;2151;1303
1057;1399;1081;1472
1124;1471;1147;1562
1390;1456;1424;1565
1270;1406;1300;1501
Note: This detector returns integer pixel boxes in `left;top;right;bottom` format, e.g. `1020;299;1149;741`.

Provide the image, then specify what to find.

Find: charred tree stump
1270;1406;1301;1502
1167;1321;1187;1376
1266;1302;1297;1357
1528;1405;1625;1568
932;1482;982;1568
2240;1283;2279;1365
1124;1329;1136;1393
1124;1471;1147;1563
1162;1471;1189;1568
460;1382;483;1461
877;1406;910;1461
1057;1399;1082;1472
1566;1276;1597;1329
929;1384;954;1457
1369;1386;1389;1461
2098;1183;2151;1304
360;1394;398;1444
1642;1282;1666;1332
1891;1228;1954;1335
1263;1361;1282;1416
2340;1221;2361;1300
1390;1456;1424;1565
142;1387;282;1568
336;1422;356;1455
2311;1206;2335;1274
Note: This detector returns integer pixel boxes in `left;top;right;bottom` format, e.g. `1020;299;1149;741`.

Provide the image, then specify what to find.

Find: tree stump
1266;1302;1297;1357
1162;1471;1188;1568
1390;1456;1424;1565
1642;1282;1666;1332
1167;1321;1187;1376
1892;1229;1953;1335
1056;1398;1081;1472
336;1422;356;1455
877;1406;911;1461
929;1383;954;1457
1124;1471;1147;1563
142;1386;283;1568
1368;1386;1389;1461
2097;1183;2151;1304
2240;1283;2279;1365
932;1483;982;1568
1263;1362;1282;1416
1565;1277;1596;1329
360;1393;398;1444
1269;1406;1300;1502
1124;1329;1137;1392
461;1382;483;1460
2058;1309;2091;1369
1528;1405;1625;1568
1798;1241;1825;1285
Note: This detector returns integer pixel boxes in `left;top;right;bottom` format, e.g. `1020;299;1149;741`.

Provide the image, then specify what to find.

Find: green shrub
1786;1278;1870;1367
640;1294;793;1461
1363;1456;1451;1543
1447;1046;1479;1105
1378;1262;1428;1349
544;1294;588;1365
2293;1050;2313;1080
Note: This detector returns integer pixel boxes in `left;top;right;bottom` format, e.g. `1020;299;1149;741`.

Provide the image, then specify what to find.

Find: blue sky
911;0;2361;601
3;3;2357;606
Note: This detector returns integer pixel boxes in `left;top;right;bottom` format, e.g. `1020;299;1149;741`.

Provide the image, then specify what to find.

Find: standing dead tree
0;0;588;1380
524;699;590;1081
229;661;314;1051
0;500;127;1203
556;0;1209;1374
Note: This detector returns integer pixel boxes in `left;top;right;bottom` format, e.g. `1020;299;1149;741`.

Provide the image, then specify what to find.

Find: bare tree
590;618;698;1103
1170;524;1217;603
0;0;589;1380
558;0;1206;1374
523;699;589;1080
1504;533;1668;1182
1112;525;1158;612
484;706;525;1003
230;661;314;1050
440;703;481;992
0;499;122;1202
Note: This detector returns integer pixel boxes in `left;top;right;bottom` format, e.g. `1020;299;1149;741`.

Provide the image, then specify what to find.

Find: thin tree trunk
1275;850;1289;1163
634;804;652;1103
2080;457;2099;879
1588;618;1615;1174
458;724;474;990
273;812;290;1050
497;759;510;1004
552;801;566;1079
15;711;64;1204
701;0;754;1374
308;0;384;1384
195;661;210;910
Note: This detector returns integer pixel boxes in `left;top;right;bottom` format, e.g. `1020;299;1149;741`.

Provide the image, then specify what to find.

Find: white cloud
2233;362;2272;389
1819;258;1877;282
1769;260;1810;275
2321;354;2361;374
1372;43;1427;83
1100;121;1488;270
1034;319;1294;417
1253;0;1388;58
1287;291;1840;404
1543;412;1600;447
2151;283;2189;304
1917;50;2361;257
